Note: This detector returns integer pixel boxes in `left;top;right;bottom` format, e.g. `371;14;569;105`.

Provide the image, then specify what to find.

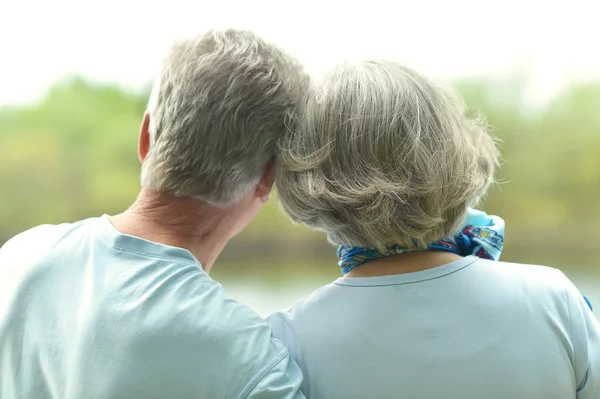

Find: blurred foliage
1;76;599;269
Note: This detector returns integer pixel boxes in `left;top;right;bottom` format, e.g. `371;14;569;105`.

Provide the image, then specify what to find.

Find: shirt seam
97;230;198;264
236;349;291;399
96;218;198;264
565;278;584;391
333;258;477;287
110;244;194;262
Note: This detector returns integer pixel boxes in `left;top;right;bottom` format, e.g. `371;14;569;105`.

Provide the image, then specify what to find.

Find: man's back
268;257;600;399
0;216;303;399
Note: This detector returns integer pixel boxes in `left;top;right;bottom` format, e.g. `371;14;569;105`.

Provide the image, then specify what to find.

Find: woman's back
272;59;599;398
268;257;600;399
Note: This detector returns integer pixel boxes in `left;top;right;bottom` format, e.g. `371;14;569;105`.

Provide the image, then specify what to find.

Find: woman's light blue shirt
268;257;600;399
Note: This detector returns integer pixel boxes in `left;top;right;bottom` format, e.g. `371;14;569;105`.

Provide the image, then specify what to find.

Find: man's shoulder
1;218;94;252
141;279;277;349
0;219;96;272
114;278;297;398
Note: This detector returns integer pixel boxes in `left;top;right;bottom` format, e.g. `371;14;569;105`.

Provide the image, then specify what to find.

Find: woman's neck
345;250;463;277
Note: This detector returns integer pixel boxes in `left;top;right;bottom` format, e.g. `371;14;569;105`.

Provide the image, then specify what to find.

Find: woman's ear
255;161;275;203
138;113;151;163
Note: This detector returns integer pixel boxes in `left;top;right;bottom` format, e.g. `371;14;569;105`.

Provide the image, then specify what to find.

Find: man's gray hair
276;60;499;250
141;30;309;205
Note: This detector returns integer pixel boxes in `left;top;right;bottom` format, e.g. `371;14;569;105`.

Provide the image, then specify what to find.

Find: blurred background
1;0;599;316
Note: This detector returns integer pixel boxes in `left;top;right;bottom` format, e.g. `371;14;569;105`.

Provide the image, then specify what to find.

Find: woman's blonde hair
276;59;499;251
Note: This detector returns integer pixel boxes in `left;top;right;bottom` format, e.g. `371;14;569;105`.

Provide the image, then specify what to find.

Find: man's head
139;30;309;216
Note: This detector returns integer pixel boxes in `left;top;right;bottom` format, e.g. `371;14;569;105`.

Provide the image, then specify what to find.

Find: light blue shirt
0;216;305;399
267;256;600;399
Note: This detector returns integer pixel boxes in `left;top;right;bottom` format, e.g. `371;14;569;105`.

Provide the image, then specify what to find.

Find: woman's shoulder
472;258;592;312
476;258;575;291
267;258;586;329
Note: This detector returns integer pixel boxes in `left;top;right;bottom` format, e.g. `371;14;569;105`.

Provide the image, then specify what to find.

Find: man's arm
242;349;306;399
566;276;600;399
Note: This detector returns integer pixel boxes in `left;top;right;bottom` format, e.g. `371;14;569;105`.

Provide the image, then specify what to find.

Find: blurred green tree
1;76;599;269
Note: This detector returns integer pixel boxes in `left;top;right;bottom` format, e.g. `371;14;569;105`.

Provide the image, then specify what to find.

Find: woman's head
276;59;499;251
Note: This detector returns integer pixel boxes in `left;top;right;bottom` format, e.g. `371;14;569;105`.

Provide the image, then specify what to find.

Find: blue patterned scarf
338;209;504;274
337;208;592;311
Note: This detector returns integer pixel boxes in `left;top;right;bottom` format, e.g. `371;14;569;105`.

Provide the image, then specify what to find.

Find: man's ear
255;160;275;203
138;112;151;163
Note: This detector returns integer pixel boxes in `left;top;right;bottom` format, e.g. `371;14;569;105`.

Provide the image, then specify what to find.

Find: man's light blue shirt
0;216;305;399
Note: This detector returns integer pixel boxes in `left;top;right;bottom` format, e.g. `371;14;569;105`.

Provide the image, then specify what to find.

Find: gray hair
276;60;499;251
141;30;309;205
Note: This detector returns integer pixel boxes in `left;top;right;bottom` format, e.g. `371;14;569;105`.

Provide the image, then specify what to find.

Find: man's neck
109;189;235;272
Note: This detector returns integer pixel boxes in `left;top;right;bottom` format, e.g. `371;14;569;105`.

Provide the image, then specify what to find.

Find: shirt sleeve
565;275;600;398
243;350;306;399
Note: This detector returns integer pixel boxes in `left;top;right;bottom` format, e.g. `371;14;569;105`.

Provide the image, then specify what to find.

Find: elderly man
0;30;309;398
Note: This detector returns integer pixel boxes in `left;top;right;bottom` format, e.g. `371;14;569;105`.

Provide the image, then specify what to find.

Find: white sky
1;0;599;107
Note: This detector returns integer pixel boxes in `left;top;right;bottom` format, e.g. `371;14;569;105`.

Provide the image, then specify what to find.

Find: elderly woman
267;60;600;399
